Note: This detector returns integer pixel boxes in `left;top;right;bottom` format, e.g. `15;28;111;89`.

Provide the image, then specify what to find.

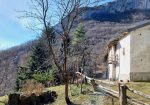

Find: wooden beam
126;87;150;100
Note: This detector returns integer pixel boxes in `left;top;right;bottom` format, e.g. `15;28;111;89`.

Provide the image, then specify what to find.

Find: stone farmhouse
105;21;150;82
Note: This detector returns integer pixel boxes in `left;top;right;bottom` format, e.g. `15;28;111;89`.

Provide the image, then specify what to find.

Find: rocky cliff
82;0;150;22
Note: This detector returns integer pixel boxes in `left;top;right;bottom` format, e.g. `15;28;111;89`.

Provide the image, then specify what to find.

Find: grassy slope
0;82;150;105
111;82;150;104
0;95;8;105
47;84;119;105
126;82;150;103
126;82;150;94
47;84;94;105
0;84;94;105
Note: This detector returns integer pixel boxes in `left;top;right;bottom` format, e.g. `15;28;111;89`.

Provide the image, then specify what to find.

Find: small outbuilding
105;21;150;82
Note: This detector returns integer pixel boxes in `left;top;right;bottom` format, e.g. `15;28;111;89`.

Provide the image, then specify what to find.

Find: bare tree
20;0;105;104
0;60;9;96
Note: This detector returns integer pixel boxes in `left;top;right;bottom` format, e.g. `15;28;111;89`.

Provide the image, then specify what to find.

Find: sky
0;0;37;50
0;0;113;50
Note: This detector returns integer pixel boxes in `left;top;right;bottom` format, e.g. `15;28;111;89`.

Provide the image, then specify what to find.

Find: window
116;54;118;61
123;48;125;55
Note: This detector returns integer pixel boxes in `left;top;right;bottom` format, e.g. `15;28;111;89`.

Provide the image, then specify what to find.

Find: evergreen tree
72;23;86;94
28;25;56;72
16;27;56;90
16;66;32;91
28;41;49;72
72;23;85;46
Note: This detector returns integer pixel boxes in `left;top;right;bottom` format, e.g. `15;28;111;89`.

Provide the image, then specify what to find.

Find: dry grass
111;82;150;104
47;84;94;105
0;95;8;105
126;82;150;94
0;82;149;105
21;79;44;96
0;84;94;105
126;82;150;104
47;84;119;105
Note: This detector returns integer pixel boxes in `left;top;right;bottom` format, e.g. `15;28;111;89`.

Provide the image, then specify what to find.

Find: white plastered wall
116;35;131;81
108;46;116;80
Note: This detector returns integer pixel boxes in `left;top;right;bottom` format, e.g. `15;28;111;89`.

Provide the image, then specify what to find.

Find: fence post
119;84;127;105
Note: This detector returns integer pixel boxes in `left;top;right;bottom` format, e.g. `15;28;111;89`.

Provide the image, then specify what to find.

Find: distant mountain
100;0;150;12
1;0;150;96
81;0;150;22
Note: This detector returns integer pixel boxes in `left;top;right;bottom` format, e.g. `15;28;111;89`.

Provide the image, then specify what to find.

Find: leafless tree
0;60;9;96
20;0;105;104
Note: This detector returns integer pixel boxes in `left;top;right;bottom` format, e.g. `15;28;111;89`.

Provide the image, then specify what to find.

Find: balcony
108;55;118;64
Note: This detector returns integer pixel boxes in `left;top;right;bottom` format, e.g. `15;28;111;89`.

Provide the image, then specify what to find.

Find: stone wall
130;72;150;82
8;91;57;105
130;24;150;81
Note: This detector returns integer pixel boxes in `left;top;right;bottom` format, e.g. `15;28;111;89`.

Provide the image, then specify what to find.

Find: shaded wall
130;24;150;81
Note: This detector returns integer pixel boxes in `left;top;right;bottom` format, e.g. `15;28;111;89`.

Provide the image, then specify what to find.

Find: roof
107;20;150;47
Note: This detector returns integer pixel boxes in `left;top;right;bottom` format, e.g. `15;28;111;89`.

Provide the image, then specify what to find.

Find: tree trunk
64;40;72;105
65;80;72;104
80;81;83;94
64;63;71;104
80;49;85;93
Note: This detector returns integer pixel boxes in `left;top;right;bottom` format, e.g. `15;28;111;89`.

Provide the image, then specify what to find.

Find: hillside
1;82;150;105
0;0;150;96
0;41;34;96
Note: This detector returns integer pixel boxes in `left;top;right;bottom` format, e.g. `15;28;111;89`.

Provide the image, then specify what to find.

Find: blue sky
0;0;113;50
0;0;37;50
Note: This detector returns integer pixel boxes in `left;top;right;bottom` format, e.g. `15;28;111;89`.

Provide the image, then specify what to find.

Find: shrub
33;68;57;85
21;80;44;96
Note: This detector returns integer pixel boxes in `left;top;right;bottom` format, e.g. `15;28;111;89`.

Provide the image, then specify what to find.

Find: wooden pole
111;97;114;105
119;85;127;105
80;68;83;94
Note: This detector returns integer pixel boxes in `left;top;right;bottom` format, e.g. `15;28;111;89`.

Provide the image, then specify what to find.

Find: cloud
18;18;31;28
0;0;31;27
0;39;17;50
0;0;38;50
